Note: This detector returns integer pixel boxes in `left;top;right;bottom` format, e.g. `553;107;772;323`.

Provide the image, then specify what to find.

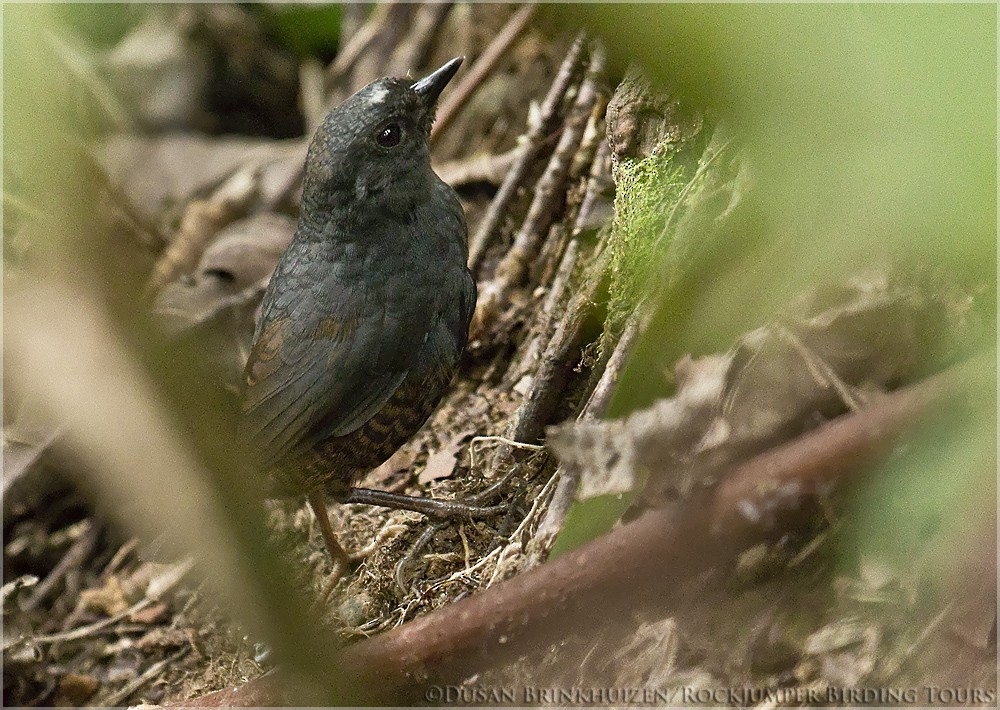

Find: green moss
605;146;687;332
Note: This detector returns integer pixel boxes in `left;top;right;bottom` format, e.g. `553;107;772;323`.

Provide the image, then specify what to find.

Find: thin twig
582;305;650;420
432;4;536;142
1;576;39;607
387;2;453;79
104;647;190;706
100;537;140;579
434;145;522;187
467;32;587;271
7;556;194;650
24;520;101;611
473;44;605;335
325;2;392;89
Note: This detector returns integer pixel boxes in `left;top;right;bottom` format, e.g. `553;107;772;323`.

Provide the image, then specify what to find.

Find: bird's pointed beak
412;56;463;107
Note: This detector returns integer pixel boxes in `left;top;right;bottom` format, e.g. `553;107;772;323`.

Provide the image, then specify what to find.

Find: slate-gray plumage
241;58;484;568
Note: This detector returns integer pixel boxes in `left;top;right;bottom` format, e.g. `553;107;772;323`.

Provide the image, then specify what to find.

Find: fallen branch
180;350;984;708
349;356;981;692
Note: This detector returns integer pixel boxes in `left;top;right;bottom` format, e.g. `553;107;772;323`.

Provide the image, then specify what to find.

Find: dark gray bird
241;58;499;570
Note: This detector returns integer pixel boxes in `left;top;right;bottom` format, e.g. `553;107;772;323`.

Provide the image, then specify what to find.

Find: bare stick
387;2;453;79
23;520;101;611
473;44;605;335
325;2;393;88
431;4;536;142
467;32;587;271
104;647;189;706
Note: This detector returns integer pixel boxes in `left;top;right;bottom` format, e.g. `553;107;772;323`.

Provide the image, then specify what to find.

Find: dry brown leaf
129;601;169;625
96;134;305;223
368;446;419;485
418;432;471;484
152;213;294;337
550;272;969;504
198;213;296;288
79;576;129;617
53;672;100;706
420;449;458;485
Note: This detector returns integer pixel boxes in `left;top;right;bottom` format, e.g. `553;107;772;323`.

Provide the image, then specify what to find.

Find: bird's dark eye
375;122;402;148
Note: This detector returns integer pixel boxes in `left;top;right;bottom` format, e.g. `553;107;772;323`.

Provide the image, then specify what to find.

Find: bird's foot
342;486;508;520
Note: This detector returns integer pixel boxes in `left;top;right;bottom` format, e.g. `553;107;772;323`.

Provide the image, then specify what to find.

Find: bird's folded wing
241;297;427;471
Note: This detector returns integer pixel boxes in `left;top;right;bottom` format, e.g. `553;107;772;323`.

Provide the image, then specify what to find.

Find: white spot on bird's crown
368;86;390;105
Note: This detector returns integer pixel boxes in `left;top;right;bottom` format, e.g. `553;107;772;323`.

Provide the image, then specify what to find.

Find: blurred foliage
52;3;142;48
545;5;996;553
46;3;348;61
4;5;361;703
256;3;345;60
847;365;996;574
560;4;996;409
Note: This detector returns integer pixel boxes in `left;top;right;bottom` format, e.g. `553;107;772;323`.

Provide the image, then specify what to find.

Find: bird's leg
342;487;507;520
307;489;351;574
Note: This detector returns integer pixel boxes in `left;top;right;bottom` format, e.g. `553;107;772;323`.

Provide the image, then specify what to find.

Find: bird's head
300;57;463;220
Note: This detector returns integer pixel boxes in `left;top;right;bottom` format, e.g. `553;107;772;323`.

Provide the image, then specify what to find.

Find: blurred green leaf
53;3;142;48
546;4;996;553
550;494;634;558
259;3;344;59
